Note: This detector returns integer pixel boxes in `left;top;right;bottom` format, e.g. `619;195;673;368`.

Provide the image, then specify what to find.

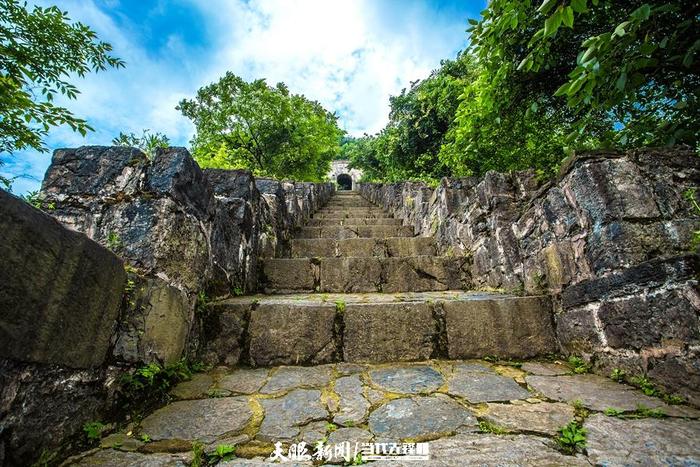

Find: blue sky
2;0;486;194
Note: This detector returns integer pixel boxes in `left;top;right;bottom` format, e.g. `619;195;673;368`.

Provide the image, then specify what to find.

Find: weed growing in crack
335;299;346;313
571;399;589;419
191;441;205;467
83;421;107;443
610;368;626;383
663;393;686;405
630;376;657;396
604;407;624;417
118;359;208;419
478;420;508;434
106;231;122;252
634;404;666;419
209;444;236;463
567;356;590;374
556;421;587;454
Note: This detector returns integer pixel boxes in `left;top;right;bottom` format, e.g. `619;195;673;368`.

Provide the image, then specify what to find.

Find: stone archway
336;174;352;190
328;160;363;191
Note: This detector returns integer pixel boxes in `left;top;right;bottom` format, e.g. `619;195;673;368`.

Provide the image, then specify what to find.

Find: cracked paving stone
527;374;698;415
335;362;367;376
368;434;588;466
365;387;384;405
217;368;269;394
99;433;144;451
369;365;444;394
368;395;476;440
139;397;252;443
333;374;371;425
258;389;328;442
327;427;373;446
169;373;214;400
299;420;328;446
481;402;575;435
447;365;530;402
260;365;332;394
585;413;700;465
520;362;570;376
66;449;193;466
452;361;495;373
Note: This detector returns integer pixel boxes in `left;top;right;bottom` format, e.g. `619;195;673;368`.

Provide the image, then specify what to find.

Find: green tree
0;0;123;190
112;129;170;158
384;53;475;181
177;72;342;181
344;53;475;183
0;0;124;155
441;0;698;177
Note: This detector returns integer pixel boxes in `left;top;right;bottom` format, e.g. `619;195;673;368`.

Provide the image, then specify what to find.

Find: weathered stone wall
40;146;333;366
0;146;332;465
359;148;700;405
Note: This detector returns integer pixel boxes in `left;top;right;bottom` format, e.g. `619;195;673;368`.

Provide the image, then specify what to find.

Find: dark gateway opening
337;173;352;190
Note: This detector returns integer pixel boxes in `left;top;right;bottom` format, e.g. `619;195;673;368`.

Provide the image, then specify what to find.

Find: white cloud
2;0;472;194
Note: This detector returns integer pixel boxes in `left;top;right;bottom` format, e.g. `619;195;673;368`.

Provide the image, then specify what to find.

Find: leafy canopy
348;0;699;182
346;53;475;183
0;0;124;155
177;72;342;181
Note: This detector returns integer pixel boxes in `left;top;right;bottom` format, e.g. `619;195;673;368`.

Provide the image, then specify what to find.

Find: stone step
262;256;468;293
306;217;403;226
325;200;375;207
297;225;414;239
201;291;557;365
289;237;435;258
317;205;384;211
312;212;395;219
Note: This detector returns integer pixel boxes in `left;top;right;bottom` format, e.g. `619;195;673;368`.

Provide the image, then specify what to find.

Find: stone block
248;303;336;366
199;301;250;366
319;257;381;292
113;275;191;365
263;258;315;291
290;238;336;258
444;296;557;359
0;190;125;368
385;236;436;256
555;306;603;354
343;303;436;362
598;286;699;350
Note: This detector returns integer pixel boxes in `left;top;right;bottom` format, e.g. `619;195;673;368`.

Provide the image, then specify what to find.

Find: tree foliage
177;72;342;181
0;0;124;155
112;129;170;159
349;0;699;182
346;53;475;182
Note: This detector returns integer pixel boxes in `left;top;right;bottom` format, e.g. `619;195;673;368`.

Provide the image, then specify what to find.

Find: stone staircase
213;191;557;367
67;190;700;466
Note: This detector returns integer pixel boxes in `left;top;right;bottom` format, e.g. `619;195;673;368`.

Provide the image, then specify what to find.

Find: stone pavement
66;359;700;466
